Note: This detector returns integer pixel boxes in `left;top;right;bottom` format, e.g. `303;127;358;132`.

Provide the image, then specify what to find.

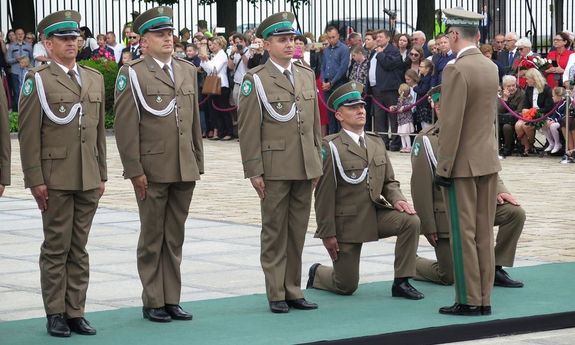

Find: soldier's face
45;35;79;63
144;29;174;58
336;104;366;130
264;35;294;62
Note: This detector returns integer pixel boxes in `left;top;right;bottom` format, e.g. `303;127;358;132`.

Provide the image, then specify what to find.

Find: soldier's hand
322;236;339;261
99;182;106;197
393;200;416;215
0;184;4;197
250;176;266;200
425;233;438;247
497;192;519;205
30;184;49;212
131;175;148;201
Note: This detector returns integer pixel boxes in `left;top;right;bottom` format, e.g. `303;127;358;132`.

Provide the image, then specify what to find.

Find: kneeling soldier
307;82;424;300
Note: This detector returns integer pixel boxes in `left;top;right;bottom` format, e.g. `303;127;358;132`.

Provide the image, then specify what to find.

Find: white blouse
200;49;229;88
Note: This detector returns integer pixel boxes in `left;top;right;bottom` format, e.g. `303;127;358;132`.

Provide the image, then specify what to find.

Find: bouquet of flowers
531;56;552;71
92;48;115;62
523;107;545;129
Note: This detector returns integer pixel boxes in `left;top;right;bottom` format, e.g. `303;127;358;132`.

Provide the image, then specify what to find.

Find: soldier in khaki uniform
238;12;322;313
114;7;203;323
307;82;424;300
18;11;106;337
434;9;502;316
412;89;525;289
0;81;10;196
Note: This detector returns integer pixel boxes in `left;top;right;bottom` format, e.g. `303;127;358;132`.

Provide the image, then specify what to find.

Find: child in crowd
121;51;132;66
541;86;566;154
414;59;434;130
348;46;369;85
392;83;415;153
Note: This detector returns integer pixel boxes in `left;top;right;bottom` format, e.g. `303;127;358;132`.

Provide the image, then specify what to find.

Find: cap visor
268;28;296;36
147;25;175;32
341;99;366;107
52;31;80;37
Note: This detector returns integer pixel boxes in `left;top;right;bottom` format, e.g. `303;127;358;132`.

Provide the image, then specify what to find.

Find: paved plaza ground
1;135;574;344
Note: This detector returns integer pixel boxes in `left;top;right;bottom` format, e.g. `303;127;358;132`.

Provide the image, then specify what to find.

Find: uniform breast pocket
266;93;294;117
341;159;367;180
302;89;316;100
46;93;79;123
41;147;67;183
179;84;195;109
372;155;387;178
146;85;174;111
82;92;102;127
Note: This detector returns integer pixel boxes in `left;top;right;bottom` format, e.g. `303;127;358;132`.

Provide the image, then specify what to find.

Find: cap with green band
256;12;296;39
328;82;366;110
443;8;484;28
133;7;174;35
37;11;81;38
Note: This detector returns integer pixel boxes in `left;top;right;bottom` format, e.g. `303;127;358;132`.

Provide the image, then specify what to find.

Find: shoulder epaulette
294;60;313;72
247;64;266;75
79;64;101;75
126;58;144;67
324;132;341;142
365;131;379;137
175;57;196;67
30;64;50;73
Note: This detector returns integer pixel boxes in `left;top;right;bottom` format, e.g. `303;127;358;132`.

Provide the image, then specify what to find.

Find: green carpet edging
0;262;574;345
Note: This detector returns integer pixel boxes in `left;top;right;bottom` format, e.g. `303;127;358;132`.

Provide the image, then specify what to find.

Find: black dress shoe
67;317;97;335
306;263;321;289
494;268;524;288
481;306;492;315
269;301;289;313
143;307;172;322
286;298;318;310
165;304;193;321
391;280;424;300
46;314;71;337
439;303;482;316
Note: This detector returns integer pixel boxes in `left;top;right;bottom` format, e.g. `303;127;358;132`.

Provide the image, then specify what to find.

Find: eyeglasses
553;38;564;41
504;39;516;42
128;36;138;39
409;53;419;56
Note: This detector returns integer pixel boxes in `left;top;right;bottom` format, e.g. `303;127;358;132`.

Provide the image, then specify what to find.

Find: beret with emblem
443;8;485;28
37;10;81;38
133;6;174;35
256;12;296;39
328;81;366;110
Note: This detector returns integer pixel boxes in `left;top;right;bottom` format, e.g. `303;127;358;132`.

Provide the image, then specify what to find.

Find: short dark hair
448;26;478;40
232;33;246;43
325;26;339;34
295;34;307;44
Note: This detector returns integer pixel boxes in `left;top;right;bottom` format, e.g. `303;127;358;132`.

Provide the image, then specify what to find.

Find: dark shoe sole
47;330;71;337
143;311;172;323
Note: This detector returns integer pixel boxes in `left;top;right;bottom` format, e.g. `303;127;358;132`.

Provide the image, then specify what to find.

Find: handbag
202;68;221;95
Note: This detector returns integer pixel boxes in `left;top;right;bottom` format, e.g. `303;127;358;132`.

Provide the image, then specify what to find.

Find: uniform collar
456;45;476;59
269;58;292;75
343;128;366;147
54;61;79;76
153;57;173;70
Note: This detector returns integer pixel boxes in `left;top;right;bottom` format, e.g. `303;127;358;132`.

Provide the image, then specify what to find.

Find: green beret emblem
241;80;253;96
116;74;128;92
22;78;34;96
413;142;421;157
321;147;328;161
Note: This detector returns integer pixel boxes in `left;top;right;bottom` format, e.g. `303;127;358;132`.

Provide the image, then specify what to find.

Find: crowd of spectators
1;14;574;157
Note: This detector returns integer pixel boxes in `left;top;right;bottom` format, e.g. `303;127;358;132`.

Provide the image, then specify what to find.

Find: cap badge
65;11;72;18
158;7;164;14
282;13;288;19
351;82;357;89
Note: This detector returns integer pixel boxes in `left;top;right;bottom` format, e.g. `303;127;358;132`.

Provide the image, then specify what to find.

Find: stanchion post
565;89;571;154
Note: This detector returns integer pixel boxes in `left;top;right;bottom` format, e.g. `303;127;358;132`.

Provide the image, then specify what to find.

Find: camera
236;44;244;51
383;9;397;20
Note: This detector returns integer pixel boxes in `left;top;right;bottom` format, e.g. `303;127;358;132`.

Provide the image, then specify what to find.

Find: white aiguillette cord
252;73;296;122
328;141;368;185
128;66;176;117
34;73;82;126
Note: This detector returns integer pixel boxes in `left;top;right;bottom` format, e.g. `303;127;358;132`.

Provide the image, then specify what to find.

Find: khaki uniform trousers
313;209;420;295
136;181;195;308
441;174;498;307
416;202;526;285
40;188;100;317
260;179;312;302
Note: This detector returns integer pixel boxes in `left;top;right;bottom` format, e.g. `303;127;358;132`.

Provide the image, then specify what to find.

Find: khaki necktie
359;136;366;149
283;70;293;87
68;70;81;90
162;64;174;83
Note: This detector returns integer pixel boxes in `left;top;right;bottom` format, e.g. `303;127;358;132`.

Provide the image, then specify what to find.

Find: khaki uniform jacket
0;81;10;186
437;47;501;178
412;122;509;237
238;60;322;180
314;131;405;243
18;63;107;190
114;56;204;182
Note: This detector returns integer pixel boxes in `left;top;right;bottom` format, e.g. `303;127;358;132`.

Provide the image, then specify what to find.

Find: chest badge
58;105;66;113
351;172;357;178
276;102;283;110
156;96;163;103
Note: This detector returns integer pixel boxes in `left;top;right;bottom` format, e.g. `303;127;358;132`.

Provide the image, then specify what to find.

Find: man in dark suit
370;30;404;151
435;8;502;316
121;32;141;60
496;32;519;75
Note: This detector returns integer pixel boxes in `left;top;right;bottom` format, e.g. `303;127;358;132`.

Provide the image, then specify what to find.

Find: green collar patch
241;79;253;96
116;74;128;92
22;78;34;96
321;146;328;161
412;142;421;157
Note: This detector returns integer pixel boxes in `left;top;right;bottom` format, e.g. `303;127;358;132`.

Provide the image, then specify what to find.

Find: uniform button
296;97;300;101
82;126;86;130
179;119;183;122
48;153;51;157
82;139;86;143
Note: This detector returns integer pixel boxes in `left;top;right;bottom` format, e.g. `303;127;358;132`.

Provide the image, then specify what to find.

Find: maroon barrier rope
498;97;562;123
211;99;238;112
317;88;429;114
198;95;210;106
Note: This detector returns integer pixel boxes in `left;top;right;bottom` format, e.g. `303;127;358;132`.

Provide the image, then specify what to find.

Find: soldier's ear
334;110;344;122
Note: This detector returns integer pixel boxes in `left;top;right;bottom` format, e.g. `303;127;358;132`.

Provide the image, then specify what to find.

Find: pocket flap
336;204;358;216
342;159;365;170
141;141;165;155
266;93;292;102
46;93;77;104
146;85;172;95
262;140;286;151
181;85;195;95
41;147;67;159
88;92;102;102
373;155;387;166
302;89;316;99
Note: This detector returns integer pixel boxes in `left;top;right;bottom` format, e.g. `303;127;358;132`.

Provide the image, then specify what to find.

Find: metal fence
1;0;573;53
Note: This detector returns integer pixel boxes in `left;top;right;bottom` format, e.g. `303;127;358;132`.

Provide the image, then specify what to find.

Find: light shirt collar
54;61;79;78
343;128;366;147
153;57;173;70
456;45;476;59
270;58;293;75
